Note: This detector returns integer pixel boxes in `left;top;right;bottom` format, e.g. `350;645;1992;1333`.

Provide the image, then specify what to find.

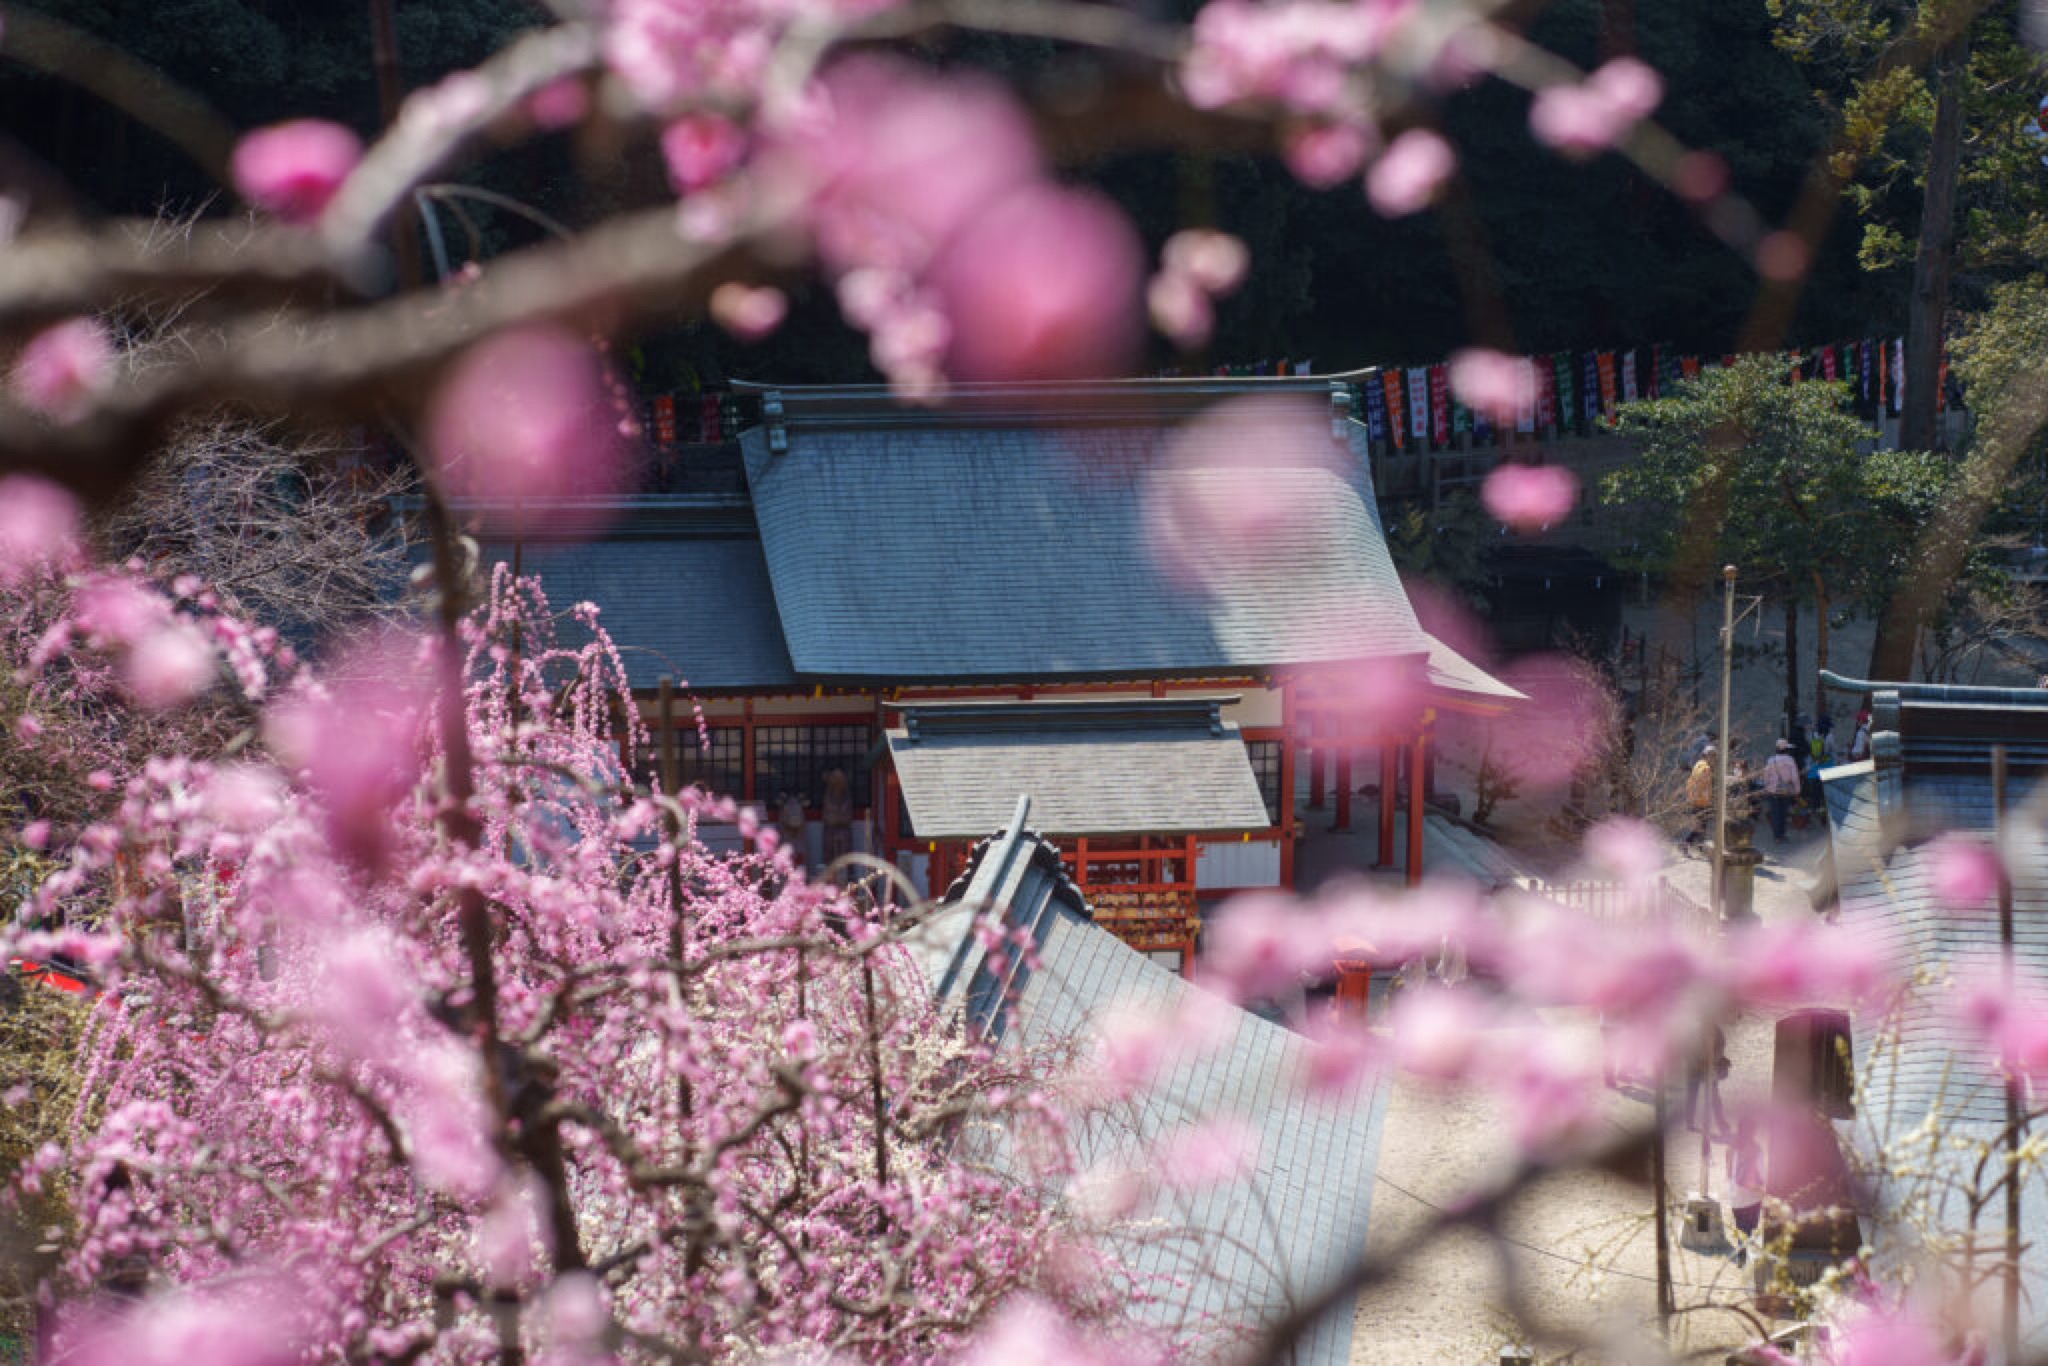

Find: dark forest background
0;0;1908;393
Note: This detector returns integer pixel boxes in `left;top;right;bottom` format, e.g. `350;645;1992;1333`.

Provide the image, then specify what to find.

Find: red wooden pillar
1377;743;1397;867
1332;749;1352;831
1406;734;1427;887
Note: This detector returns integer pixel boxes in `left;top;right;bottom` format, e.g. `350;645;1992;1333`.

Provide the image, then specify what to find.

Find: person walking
1761;739;1802;844
1813;714;1837;764
1849;709;1872;762
1685;744;1715;846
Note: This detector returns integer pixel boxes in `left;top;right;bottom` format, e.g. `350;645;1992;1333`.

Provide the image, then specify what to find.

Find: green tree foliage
1605;355;1949;711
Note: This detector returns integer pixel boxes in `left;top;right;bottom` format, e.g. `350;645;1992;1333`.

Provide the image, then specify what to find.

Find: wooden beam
1378;743;1397;868
1332;750;1352;831
1406;734;1427;887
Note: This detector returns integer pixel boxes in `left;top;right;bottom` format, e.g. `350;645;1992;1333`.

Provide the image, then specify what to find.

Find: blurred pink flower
1529;58;1662;158
73;576;169;646
1826;1302;1955;1366
1297;1008;1383;1098
801;56;1042;277
1493;1030;1604;1153
0;474;81;581
1927;834;2002;908
526;77;589;130
1448;348;1533;424
477;1175;550;1290
1285;121;1375;188
123;620;216;710
1182;0;1412;114
403;1040;502;1201
1093;994;1233;1098
21;819;49;850
1145;394;1349;592
1385;985;1492;1081
1148;270;1215;350
927;183;1143;383
1154;1115;1258;1189
58;1280;303;1366
1590;57;1664;121
1162;228;1250;296
709;282;788;341
230;120;361;222
1757;230;1813;283
1481;463;1578;530
424;326;632;538
202;765;286;834
265;648;429;875
1365;128;1454;216
1725;920;1895;1008
1582;815;1667;882
1201;891;1322;1002
661;113;747;192
1492;654;1605;789
964;1295;1136;1366
12;317;112;421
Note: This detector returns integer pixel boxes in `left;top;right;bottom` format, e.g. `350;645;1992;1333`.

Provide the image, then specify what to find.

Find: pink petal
11;318;112;421
425;326;633;538
925;183;1144;383
0;474;82;581
1285;121;1376;188
1481;463;1578;531
661;113;747;192
1448;347;1534;424
1365;128;1454;217
708;282;788;342
1162;228;1250;296
231;120;361;222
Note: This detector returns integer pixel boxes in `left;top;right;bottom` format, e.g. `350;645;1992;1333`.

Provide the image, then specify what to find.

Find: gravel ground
1346;833;1829;1364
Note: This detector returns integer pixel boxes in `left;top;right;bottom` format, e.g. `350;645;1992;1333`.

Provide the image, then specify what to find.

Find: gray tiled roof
915;806;1382;1363
475;532;796;691
737;382;1428;680
886;700;1271;839
1819;683;2048;1131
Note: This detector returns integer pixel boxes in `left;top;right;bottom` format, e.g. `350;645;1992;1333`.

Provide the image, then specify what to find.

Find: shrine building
474;373;1520;970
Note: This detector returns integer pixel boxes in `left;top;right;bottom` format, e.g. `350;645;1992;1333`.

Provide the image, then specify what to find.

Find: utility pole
1997;744;2021;1364
1714;565;1736;919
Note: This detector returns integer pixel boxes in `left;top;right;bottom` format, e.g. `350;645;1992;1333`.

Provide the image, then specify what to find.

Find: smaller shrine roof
470;499;796;691
884;698;1270;839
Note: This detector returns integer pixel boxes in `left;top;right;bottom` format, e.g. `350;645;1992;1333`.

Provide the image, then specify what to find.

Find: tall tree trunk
1784;593;1800;732
1900;30;1968;454
1812;572;1830;724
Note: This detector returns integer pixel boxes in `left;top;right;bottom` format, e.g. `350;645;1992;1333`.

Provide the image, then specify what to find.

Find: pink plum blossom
122;620;216;710
1153;1115;1259;1189
1491;1029;1605;1154
1148;270;1215;350
661;113;747;192
1365;128;1454;216
1724;920;1896;1008
1481;463;1579;530
1145;394;1348;592
1927;833;2002;908
1528;58;1663;158
72;576;169;646
424;326;632;537
1162;228;1250;296
230;120;362;222
799;56;1042;278
1285;120;1375;187
1385;985;1493;1081
21;819;49;850
0;474;81;581
1581;815;1667;883
708;281;788;341
526;77;589;129
12;317;112;421
265;652;429;875
1448;347;1535;424
1824;1303;1960;1366
1181;0;1413;115
926;183;1144;383
1200;891;1324;1002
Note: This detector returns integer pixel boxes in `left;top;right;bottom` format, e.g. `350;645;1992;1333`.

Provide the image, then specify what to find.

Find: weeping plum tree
7;1;2048;1362
7;551;1131;1361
